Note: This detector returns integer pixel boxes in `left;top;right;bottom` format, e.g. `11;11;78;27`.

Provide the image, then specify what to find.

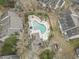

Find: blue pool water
32;21;46;33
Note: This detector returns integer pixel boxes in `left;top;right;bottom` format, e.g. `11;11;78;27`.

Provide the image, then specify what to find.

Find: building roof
7;10;23;29
0;10;23;41
66;27;79;38
58;10;79;40
38;0;65;9
71;0;79;4
59;14;75;31
0;55;19;59
76;48;79;56
70;2;79;16
58;0;64;7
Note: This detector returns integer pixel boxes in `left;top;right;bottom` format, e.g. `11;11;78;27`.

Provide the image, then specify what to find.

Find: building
71;0;79;4
0;55;19;59
70;0;79;16
0;10;23;41
58;10;79;40
37;0;65;10
76;48;79;57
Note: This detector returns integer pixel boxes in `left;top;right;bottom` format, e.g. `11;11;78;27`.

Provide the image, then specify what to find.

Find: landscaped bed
39;49;55;59
25;11;49;21
69;38;79;48
0;0;15;8
0;34;18;56
0;0;7;6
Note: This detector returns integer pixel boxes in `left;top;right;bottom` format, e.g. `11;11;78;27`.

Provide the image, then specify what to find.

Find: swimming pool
32;21;46;33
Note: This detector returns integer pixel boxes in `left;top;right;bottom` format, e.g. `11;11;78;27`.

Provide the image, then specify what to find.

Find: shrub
39;49;55;59
1;34;17;55
0;0;15;8
69;38;79;48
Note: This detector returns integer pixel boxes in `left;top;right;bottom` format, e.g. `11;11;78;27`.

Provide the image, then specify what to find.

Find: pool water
32;21;46;33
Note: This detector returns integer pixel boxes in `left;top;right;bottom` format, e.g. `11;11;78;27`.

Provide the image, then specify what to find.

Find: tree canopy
1;34;17;55
39;49;55;59
0;0;15;8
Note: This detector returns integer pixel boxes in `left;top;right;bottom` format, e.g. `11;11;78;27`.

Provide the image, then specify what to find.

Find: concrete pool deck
28;15;50;41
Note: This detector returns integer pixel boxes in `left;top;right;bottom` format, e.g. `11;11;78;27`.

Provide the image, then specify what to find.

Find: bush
69;38;79;48
0;0;15;8
44;14;49;20
39;49;55;59
0;0;8;6
1;34;17;55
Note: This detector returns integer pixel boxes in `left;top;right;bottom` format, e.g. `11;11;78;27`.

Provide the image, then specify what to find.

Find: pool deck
28;15;50;41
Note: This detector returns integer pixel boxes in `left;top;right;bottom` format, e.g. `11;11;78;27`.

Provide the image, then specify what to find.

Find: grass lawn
39;49;55;59
69;38;79;48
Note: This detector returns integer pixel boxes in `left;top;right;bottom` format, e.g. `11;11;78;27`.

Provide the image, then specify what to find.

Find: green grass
39;49;55;59
69;38;79;48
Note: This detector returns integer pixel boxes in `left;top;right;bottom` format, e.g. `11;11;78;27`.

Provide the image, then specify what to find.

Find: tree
39;49;55;59
0;0;15;8
0;0;8;6
1;34;17;55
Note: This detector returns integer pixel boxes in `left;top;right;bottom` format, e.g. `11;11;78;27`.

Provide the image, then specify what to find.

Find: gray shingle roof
72;0;79;4
59;14;75;31
0;55;19;59
76;48;79;56
58;10;79;40
58;0;64;6
0;10;23;41
38;0;64;9
66;27;79;37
